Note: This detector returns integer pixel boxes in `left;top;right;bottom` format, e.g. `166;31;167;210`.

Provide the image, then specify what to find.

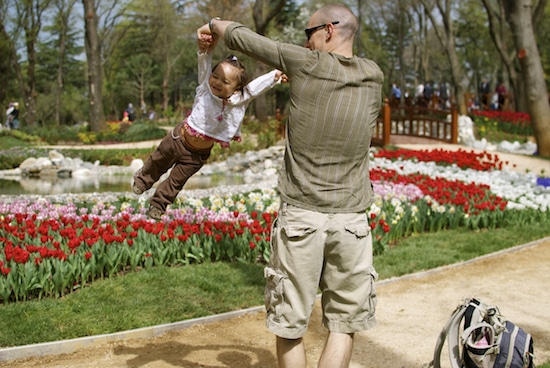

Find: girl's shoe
132;182;145;195
148;207;163;220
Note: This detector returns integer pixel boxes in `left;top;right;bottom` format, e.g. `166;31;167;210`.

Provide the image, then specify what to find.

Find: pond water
0;174;244;196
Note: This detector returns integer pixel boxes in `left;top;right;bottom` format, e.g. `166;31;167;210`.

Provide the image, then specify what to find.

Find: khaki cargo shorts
264;202;378;339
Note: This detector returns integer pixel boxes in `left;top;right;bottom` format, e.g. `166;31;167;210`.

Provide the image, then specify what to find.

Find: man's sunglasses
304;21;340;41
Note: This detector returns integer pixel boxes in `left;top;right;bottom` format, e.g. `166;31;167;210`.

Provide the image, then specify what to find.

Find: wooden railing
372;98;458;147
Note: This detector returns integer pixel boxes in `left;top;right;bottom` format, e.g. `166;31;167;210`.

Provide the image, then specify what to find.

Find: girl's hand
275;70;289;84
197;24;218;52
198;33;213;53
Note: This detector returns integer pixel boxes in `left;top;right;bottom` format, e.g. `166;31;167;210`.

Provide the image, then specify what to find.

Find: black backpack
426;297;535;368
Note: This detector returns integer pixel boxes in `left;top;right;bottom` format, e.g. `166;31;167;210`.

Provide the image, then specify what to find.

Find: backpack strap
427;300;468;368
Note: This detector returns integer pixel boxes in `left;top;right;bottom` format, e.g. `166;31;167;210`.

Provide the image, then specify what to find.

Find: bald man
200;4;384;367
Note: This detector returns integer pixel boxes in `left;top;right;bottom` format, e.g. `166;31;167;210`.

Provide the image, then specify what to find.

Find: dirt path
1;238;548;368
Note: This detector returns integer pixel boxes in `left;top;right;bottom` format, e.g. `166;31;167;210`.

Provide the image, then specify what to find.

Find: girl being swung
133;32;287;220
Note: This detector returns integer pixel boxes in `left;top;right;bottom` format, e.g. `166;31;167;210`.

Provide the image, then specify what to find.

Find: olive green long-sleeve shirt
225;23;384;213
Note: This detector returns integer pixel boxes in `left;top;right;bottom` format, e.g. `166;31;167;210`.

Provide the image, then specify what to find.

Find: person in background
439;81;449;110
200;4;383;367
133;31;286;220
415;81;424;106
5;102;14;129
479;78;491;109
125;103;136;122
390;83;401;108
9;102;20;129
496;82;507;111
423;81;433;107
140;102;147;118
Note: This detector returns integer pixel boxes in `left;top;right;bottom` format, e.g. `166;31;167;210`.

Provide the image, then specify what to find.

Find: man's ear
325;23;335;41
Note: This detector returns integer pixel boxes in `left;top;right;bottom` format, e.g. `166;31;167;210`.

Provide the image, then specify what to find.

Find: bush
0;147;52;170
120;121;168;142
0;129;42;146
69;148;152;166
21;125;86;145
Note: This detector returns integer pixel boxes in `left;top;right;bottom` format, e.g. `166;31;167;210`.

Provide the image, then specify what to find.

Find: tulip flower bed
471;110;532;137
1;148;549;304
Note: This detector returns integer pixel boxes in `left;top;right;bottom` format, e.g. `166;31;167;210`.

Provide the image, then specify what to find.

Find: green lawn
1;221;549;350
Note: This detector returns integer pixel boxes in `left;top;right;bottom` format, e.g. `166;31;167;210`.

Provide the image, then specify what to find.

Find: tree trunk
162;54;171;112
418;0;467;115
501;0;550;157
446;33;467;116
54;0;78;126
7;0;53;127
82;0;106;132
0;17;28;125
481;0;521;111
251;0;286;122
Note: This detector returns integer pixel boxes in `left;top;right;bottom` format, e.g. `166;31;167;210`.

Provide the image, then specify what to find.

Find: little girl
133;33;286;220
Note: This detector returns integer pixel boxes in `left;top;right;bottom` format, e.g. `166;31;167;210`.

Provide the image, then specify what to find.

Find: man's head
304;4;358;55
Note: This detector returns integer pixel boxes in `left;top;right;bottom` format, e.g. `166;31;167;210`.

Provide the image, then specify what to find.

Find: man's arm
198;18;307;77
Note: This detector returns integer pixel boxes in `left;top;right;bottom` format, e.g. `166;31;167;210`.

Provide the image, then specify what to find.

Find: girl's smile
209;62;241;99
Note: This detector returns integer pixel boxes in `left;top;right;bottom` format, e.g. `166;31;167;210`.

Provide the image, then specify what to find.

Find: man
423;81;433;107
391;83;401;108
125;103;136;122
200;4;383;367
479;79;491;109
5;102;14;129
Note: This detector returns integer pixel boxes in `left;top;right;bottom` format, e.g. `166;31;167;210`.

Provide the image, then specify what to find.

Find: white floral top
185;52;280;146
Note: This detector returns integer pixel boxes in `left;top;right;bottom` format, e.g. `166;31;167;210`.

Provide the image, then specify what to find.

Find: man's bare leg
277;336;307;368
318;332;354;368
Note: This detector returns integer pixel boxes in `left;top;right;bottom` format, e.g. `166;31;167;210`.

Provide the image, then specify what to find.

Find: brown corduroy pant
133;123;211;213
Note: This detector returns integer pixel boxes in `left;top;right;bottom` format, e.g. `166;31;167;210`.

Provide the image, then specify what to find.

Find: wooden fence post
383;97;391;146
451;104;458;144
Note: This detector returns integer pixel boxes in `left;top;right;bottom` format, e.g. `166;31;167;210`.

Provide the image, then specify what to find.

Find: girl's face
209;62;241;99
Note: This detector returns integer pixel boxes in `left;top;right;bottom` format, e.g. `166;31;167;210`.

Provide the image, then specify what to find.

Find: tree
409;1;430;88
125;54;158;115
363;0;415;98
51;0;79;126
36;2;86;126
418;0;468;114
251;0;287;122
3;0;54;127
455;1;498;104
500;0;550;157
537;1;550;87
83;0;107;132
0;2;20;107
481;0;521;111
147;0;185;113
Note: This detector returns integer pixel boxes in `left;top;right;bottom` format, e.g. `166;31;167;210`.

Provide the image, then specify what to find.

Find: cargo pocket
283;225;316;238
367;266;378;318
264;267;285;316
344;223;371;238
